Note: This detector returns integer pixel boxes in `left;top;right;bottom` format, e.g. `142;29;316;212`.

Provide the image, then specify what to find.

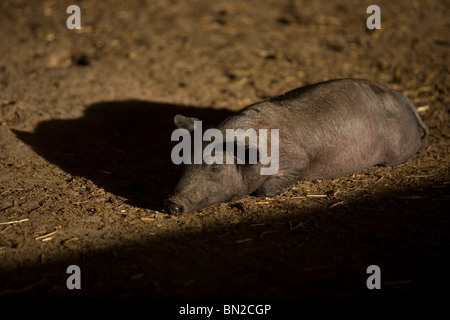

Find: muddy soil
0;0;449;302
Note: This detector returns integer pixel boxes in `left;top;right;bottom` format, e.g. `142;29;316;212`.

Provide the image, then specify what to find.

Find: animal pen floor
0;0;449;303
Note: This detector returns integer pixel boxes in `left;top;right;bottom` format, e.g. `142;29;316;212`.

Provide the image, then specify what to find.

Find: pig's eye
210;166;221;173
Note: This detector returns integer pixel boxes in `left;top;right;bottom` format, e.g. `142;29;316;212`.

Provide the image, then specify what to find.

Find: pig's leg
253;169;303;197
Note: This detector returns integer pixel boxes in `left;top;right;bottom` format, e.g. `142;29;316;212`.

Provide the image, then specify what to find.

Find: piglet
165;79;428;214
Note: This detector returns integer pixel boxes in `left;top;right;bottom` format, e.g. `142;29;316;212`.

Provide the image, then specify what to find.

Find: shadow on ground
1;180;449;300
13;100;235;211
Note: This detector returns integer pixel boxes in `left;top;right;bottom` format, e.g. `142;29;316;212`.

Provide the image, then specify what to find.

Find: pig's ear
174;114;200;132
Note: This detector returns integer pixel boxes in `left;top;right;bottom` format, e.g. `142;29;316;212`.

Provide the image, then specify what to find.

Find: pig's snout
164;197;187;215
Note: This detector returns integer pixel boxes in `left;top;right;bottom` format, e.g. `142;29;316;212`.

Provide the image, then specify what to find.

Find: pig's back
228;79;424;180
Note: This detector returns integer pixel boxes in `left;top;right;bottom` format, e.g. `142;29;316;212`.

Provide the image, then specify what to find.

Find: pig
165;78;428;214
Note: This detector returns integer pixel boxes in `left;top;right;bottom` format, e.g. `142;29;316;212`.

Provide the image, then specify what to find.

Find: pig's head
165;161;252;214
165;114;264;214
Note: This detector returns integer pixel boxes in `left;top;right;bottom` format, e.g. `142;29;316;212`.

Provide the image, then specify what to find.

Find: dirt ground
0;0;449;302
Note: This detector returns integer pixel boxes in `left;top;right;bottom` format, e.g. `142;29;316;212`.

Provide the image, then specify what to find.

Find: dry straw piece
0;218;29;225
